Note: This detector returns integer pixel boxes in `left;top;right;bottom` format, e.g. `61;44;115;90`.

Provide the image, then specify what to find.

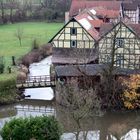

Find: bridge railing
27;75;51;82
16;75;56;88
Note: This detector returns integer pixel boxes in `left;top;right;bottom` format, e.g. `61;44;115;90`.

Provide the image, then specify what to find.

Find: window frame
70;27;77;36
116;53;124;67
115;38;125;48
70;40;77;48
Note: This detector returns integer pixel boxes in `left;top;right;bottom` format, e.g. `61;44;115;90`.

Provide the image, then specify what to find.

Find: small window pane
70;28;77;35
116;38;124;48
71;40;77;47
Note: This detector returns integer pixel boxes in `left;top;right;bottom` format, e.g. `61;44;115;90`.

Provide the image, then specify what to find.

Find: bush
0;89;18;105
0;56;5;74
21;50;41;67
1;116;62;140
20;43;52;67
0;78;16;91
121;74;140;109
0;63;5;73
0;77;18;105
32;39;39;50
40;43;52;57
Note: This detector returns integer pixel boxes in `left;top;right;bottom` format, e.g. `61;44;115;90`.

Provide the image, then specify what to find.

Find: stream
0;56;140;140
24;56;54;100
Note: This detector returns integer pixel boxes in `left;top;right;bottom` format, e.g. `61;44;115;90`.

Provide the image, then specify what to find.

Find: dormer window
70;27;77;35
71;40;77;48
116;38;124;48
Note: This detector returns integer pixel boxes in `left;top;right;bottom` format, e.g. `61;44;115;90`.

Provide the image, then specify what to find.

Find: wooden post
12;56;16;66
52;87;56;101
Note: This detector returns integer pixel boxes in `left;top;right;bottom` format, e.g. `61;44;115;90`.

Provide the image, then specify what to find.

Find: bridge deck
16;75;56;89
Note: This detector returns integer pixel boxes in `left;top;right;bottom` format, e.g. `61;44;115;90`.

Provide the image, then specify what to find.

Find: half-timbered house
99;21;140;69
50;6;122;65
122;2;139;23
50;13;100;65
50;18;98;49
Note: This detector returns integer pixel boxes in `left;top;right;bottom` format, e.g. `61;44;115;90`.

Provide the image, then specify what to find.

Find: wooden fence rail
16;75;56;89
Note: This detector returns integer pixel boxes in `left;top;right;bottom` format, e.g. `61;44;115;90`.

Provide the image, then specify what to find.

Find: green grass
0;21;63;79
0;22;63;62
0;73;17;81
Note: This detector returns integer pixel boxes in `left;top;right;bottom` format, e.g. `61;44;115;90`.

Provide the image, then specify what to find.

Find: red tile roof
96;9;120;19
99;23;114;36
129;24;140;37
69;0;121;17
74;7;120;40
99;22;140;37
74;13;101;40
89;20;104;28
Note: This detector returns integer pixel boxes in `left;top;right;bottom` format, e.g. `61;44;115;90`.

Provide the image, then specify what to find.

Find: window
115;38;124;48
105;55;111;63
116;54;124;67
71;40;77;48
70;27;77;35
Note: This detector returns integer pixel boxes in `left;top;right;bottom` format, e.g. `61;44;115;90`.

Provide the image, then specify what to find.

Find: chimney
65;12;70;24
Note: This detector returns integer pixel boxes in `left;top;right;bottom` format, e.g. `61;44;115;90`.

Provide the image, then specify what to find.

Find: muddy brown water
0;100;140;140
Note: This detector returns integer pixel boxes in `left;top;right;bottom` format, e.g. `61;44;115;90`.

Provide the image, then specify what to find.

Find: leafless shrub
39;43;52;57
56;80;102;140
20;43;52;67
20;50;41;67
15;26;24;47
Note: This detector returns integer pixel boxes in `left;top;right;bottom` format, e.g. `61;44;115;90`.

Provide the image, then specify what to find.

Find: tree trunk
0;1;5;24
10;8;13;23
19;38;22;47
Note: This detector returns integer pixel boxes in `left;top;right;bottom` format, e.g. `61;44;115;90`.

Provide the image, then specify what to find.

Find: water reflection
57;108;140;140
0;100;55;130
0;101;140;140
0;105;17;119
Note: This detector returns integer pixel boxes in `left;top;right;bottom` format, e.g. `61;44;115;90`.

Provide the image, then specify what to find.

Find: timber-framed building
49;0;140;82
49;17;99;65
99;22;140;69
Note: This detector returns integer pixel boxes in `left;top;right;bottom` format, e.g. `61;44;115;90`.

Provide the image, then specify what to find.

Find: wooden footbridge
16;75;56;89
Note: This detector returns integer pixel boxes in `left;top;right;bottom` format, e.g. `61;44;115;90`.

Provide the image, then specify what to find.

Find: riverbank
0;74;20;105
0;22;63;71
0;90;19;105
1;100;140;140
0;22;63;104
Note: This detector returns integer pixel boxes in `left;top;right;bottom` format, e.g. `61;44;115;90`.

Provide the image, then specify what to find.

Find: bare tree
15;26;24;47
97;23;124;109
97;22;140;109
56;81;102;140
8;0;18;23
55;43;102;139
0;0;6;24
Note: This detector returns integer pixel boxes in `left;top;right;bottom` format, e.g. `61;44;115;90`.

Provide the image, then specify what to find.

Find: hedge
0;116;62;140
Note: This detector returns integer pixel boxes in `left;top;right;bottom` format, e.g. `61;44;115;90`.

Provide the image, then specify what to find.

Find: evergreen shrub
1;116;62;140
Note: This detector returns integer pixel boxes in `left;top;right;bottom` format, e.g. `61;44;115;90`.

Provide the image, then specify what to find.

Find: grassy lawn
0;73;17;81
0;22;63;65
0;22;63;78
